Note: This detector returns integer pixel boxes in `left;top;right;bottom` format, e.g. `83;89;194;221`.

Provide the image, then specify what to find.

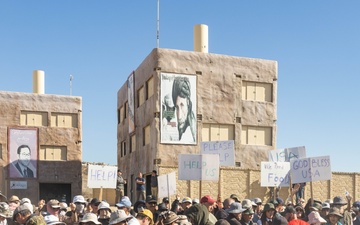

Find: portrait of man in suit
13;145;34;178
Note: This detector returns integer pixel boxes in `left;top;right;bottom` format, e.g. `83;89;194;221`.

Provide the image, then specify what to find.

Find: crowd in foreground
1;192;360;225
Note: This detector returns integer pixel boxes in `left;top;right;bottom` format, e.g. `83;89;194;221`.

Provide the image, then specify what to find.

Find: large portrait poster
160;73;197;144
8;128;38;178
127;72;135;134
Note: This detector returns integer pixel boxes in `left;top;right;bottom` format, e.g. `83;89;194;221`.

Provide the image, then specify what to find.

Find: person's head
116;197;132;214
283;206;296;222
109;210;132;225
98;201;111;218
73;195;87;213
332;196;347;214
0;202;11;221
136;209;153;225
151;170;157;176
200;195;216;213
163;211;179;225
17;145;31;167
172;76;192;136
295;205;305;219
145;196;157;212
180;197;192;210
47;199;61;216
138;172;143;178
308;211;327;225
44;214;66;225
162;198;170;208
223;198;235;209
38;199;45;208
242;208;254;222
226;202;246;220
327;208;343;225
13;205;32;224
262;203;276;219
321;202;330;217
90;198;101;213
118;170;122;176
230;194;240;203
79;213;101;225
8;195;20;210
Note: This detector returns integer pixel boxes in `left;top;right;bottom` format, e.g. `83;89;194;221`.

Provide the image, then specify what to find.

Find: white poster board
157;172;176;198
178;154;219;181
269;146;306;162
87;165;117;188
201;140;235;166
261;162;290;187
290;156;331;183
10;181;27;189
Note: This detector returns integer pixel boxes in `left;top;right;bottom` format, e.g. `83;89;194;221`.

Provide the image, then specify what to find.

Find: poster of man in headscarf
160;73;197;144
8;127;38;178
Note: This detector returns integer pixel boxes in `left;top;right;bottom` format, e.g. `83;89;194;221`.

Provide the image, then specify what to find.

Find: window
118;106;124;124
138;86;145;107
39;146;67;160
143;125;150;145
124;102;128;119
146;76;154;99
241;126;272;146
242;81;272;102
121;141;126;157
51;113;78;128
20;111;48;126
202;124;234;141
130;135;136;153
0;144;2;159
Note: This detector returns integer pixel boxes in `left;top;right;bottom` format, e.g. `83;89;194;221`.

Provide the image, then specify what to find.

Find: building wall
0;91;82;203
117;48;278;202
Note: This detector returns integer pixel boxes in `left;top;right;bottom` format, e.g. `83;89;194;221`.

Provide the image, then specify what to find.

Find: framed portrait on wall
8;127;38;178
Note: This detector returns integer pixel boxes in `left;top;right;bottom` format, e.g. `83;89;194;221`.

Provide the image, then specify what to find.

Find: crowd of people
1;191;360;225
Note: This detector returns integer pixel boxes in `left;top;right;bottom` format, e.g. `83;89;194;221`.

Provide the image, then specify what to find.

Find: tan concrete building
0;71;82;203
117;48;277;202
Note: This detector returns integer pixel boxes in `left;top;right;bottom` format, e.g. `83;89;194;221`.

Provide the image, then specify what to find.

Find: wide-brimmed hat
308;211;327;224
8;195;20;203
44;214;66;225
226;202;246;214
310;202;322;211
0;202;11;218
327;207;343;218
98;201;111;212
230;194;240;202
164;211;179;225
138;209;154;225
109;210;132;225
80;213;101;225
253;198;262;205
116;197;132;208
322;203;330;209
241;199;253;209
332;196;347;206
12;204;32;221
243;208;254;215
73;195;86;204
262;203;276;213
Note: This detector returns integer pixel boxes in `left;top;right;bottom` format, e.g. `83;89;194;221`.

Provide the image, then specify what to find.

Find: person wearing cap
320;203;330;222
308;211;326;225
79;213;101;225
145;196;158;223
135;210;153;225
162;198;170;210
230;195;240;203
225;202;246;225
258;203;276;225
117;197;135;218
352;202;360;225
44;214;66;225
184;204;212;225
215;198;235;220
163;211;179;225
325;207;343;225
331;196;352;225
108;210;133;225
0;202;12;225
135;173;146;202
7;196;20;213
13;204;46;225
252;198;263;224
90;199;101;215
282;206;309;225
97;201;111;225
170;196;191;215
64;195;87;225
116;170;127;205
47;200;61;218
240;207;254;225
200;195;218;224
294;205;306;221
150;171;158;200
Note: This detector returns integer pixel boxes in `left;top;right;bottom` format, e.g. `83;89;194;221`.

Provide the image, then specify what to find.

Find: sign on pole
158;172;176;198
178;154;219;181
201;140;235;166
261;162;290;187
290;156;331;183
269;146;306;162
87;165;117;188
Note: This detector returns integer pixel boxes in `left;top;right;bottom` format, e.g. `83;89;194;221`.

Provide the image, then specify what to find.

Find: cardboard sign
157;172;176;198
178;154;219;181
201;140;235;166
87;165;117;188
290;156;331;183
261;162;290;187
269;146;306;162
10;181;27;189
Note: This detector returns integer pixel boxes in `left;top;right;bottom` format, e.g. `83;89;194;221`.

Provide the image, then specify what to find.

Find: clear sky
1;1;359;173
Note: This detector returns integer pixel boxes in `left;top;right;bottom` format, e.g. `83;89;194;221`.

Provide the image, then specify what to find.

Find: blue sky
1;1;359;173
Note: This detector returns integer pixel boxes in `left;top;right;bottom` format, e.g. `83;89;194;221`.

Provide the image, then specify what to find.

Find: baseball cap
138;209;154;225
182;197;192;204
116;197;132;208
200;195;216;204
48;199;60;209
146;196;157;204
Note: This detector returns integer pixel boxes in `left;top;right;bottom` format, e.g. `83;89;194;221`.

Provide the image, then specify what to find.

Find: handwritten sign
158;172;176;198
178;154;219;181
290;156;331;183
10;181;27;189
87;165;117;188
261;162;290;187
201;140;235;166
269;146;306;162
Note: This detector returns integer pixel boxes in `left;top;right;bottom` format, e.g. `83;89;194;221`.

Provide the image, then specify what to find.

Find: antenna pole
156;0;160;48
70;75;73;96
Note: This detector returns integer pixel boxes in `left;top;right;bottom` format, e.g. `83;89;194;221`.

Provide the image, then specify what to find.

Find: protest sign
269;146;306;162
201;140;235;166
158;172;176;198
87;165;117;188
178;154;219;181
261;162;290;187
290;156;331;183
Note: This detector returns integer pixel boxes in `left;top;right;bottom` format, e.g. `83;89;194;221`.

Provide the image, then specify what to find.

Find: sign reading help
290;155;331;183
269;146;306;162
178;154;219;181
261;162;290;187
201;140;235;166
87;165;117;188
